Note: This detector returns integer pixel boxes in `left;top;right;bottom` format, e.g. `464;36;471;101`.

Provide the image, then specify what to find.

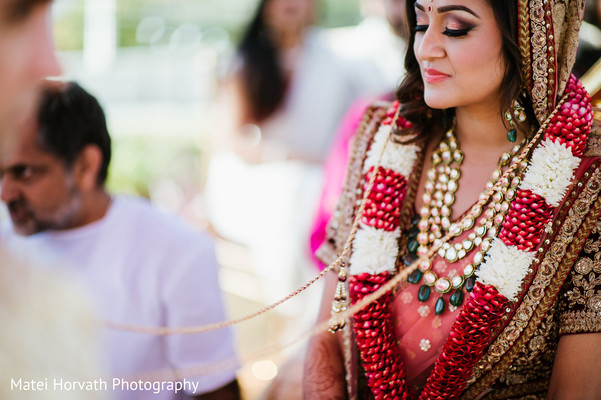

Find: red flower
545;75;593;157
351;273;411;400
420;283;509;400
361;167;407;231
499;189;553;251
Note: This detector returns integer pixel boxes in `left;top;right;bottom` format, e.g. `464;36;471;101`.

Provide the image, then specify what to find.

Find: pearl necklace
405;128;525;314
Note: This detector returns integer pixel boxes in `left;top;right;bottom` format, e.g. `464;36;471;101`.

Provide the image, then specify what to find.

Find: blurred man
1;81;240;400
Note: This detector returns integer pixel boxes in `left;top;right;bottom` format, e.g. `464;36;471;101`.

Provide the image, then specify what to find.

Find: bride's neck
453;104;522;159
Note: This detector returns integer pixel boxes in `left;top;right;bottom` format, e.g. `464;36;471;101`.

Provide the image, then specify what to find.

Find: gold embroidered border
585;134;601;158
463;161;601;398
529;0;550;122
315;240;339;269
552;0;586;102
521;0;586;124
559;310;601;335
546;1;558;113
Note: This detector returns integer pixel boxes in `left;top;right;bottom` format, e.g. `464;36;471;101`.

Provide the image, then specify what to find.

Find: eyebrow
414;2;480;18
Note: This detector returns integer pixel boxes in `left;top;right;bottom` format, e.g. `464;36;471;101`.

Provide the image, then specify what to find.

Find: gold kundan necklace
405;127;525;314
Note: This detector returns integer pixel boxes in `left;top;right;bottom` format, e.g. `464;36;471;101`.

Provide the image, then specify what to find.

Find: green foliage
53;0;361;51
317;0;361;27
53;1;85;51
107;135;202;198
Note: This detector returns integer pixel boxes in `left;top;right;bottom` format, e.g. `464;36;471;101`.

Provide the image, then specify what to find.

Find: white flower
520;139;580;207
476;238;535;301
350;224;400;275
364;125;419;177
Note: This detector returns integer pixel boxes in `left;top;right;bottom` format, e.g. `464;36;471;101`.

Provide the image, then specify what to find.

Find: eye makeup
413;2;477;38
443;17;475;37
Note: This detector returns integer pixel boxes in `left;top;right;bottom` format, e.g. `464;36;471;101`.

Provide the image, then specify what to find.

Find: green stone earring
505;100;526;143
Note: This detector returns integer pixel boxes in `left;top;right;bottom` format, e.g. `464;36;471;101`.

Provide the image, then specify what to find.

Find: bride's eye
443;26;474;37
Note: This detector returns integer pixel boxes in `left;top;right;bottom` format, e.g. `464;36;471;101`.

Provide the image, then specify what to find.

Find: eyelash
413;25;474;38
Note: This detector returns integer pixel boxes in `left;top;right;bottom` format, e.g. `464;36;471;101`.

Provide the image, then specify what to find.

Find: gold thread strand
112;312;351;382
105;265;333;335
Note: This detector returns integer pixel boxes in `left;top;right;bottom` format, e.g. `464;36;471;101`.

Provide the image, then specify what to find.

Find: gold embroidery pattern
315;242;338;269
529;0;551;122
496;303;558;390
564;263;601;308
523;0;586;125
559;219;601;335
560;310;601;335
585;133;601;158
463;162;601;398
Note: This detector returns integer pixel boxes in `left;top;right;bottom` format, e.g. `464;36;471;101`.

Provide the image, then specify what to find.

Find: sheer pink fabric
391;229;477;388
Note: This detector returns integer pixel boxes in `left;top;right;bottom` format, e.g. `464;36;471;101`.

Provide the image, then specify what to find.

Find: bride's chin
423;97;453;111
422;89;456;110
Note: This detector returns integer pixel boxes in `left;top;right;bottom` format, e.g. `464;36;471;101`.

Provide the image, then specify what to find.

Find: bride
304;0;601;398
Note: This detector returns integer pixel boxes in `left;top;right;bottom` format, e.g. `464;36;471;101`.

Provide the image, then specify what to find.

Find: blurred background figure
326;0;408;95
206;0;364;314
1;81;240;400
0;1;104;399
574;0;601;77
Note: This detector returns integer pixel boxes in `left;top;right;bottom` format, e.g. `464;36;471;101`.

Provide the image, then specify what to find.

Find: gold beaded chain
416;128;464;258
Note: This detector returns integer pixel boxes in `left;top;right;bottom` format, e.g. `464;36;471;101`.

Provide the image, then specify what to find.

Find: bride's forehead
413;0;492;10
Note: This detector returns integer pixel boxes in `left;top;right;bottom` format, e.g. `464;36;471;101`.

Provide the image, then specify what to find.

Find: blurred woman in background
206;0;371;308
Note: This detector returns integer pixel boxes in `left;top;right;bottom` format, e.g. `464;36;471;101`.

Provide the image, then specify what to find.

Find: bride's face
413;0;505;112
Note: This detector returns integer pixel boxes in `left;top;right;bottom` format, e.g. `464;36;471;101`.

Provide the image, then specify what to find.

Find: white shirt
5;196;237;400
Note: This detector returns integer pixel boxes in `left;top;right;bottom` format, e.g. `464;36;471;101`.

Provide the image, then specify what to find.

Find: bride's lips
423;68;450;83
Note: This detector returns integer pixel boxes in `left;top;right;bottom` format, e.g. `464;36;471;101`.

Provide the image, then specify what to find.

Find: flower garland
348;101;418;399
348;75;593;399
